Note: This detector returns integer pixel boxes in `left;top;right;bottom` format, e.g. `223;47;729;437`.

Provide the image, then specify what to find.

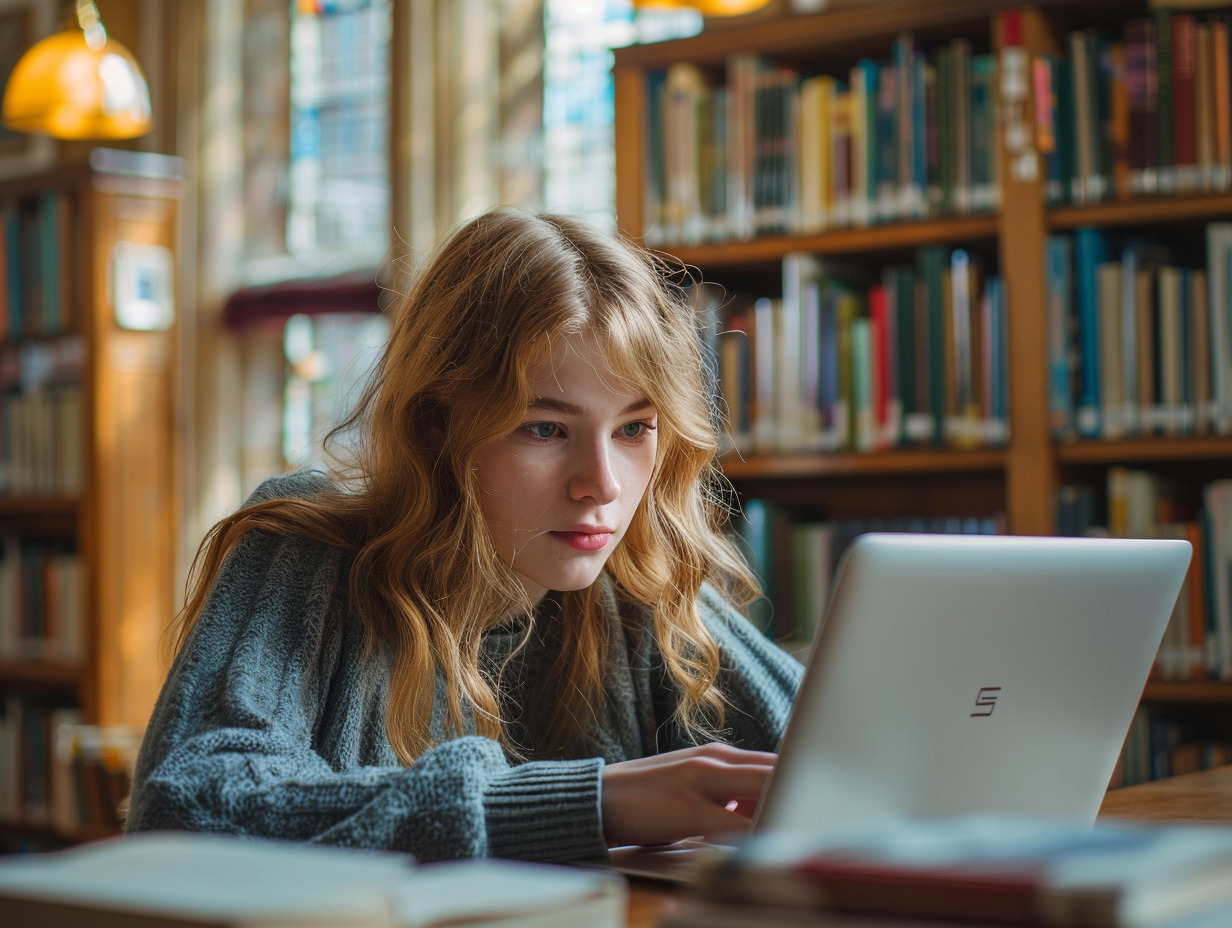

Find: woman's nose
568;440;620;504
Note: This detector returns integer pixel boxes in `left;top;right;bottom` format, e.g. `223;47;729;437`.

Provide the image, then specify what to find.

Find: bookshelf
0;150;183;850
613;0;1232;779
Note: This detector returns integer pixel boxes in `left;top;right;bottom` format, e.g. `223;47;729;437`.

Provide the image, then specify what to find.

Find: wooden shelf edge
653;214;1000;268
1049;193;1232;230
720;448;1007;480
0;659;83;687
0;818;118;846
0;496;81;517
1054;436;1232;465
612;0;1029;68
1142;681;1232;703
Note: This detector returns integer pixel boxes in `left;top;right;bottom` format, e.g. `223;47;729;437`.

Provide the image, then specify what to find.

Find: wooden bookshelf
0;150;183;849
0;661;82;689
614;0;1232;775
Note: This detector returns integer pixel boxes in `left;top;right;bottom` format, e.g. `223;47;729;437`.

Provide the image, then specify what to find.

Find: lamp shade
2;22;151;140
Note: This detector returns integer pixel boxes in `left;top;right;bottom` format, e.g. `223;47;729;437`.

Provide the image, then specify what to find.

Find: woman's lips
551;531;613;551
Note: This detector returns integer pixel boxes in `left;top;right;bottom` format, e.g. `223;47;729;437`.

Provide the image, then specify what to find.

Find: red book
1172;14;1198;184
867;283;889;450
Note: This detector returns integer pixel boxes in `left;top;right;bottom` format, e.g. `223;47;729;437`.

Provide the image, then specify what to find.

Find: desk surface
625;765;1232;928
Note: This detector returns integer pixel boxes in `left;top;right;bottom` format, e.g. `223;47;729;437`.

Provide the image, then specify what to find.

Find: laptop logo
971;686;1001;717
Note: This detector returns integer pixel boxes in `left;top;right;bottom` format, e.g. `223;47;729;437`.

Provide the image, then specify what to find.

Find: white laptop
609;532;1192;881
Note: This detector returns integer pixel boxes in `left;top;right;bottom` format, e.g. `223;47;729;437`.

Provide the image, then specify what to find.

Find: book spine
1125;19;1159;195
1074;228;1110;437
1213;17;1232;190
1098;260;1126;439
1205;223;1232;433
1156;6;1176;192
1046;235;1076;438
1172;14;1199;191
1190;267;1211;436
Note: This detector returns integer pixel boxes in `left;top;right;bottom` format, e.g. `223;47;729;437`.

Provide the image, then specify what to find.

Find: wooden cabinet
0;150;183;848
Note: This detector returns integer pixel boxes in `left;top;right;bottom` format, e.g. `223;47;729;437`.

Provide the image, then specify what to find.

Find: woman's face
472;330;658;606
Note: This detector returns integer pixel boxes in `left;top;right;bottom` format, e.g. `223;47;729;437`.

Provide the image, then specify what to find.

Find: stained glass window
543;1;700;225
288;0;392;264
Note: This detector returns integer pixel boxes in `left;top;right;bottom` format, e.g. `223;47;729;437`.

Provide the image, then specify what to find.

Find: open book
0;831;624;928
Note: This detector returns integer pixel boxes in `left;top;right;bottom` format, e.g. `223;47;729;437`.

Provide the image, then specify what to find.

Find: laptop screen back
755;533;1192;833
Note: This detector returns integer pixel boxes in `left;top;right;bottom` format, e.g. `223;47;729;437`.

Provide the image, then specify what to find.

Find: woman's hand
600;743;777;848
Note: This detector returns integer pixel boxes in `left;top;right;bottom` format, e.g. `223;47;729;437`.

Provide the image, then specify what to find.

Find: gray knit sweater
127;472;802;864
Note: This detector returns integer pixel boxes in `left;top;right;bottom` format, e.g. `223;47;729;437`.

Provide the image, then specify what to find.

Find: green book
917;244;949;446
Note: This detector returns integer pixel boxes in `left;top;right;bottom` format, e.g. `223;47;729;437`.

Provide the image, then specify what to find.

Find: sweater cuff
484;757;607;863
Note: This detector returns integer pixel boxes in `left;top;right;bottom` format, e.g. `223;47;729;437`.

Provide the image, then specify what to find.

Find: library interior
2;0;1232;925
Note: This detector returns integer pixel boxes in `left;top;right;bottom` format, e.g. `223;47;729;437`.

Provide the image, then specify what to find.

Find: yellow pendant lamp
631;0;774;15
2;0;151;140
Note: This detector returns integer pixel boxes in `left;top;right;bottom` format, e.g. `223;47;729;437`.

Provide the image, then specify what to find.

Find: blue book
642;68;668;243
1045;234;1075;438
986;274;1008;444
3;205;22;338
851;58;880;226
1073;227;1110;437
874;61;898;222
886;264;916;446
39;193;61;336
734;497;783;636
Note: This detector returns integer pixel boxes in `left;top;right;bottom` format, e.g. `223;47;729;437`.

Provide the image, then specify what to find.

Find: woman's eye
524;422;561;440
619;421;656;439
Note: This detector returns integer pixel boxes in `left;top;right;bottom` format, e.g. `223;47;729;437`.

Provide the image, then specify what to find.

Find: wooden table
624;766;1232;928
1097;764;1232;824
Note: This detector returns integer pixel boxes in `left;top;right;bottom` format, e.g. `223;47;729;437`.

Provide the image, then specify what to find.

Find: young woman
127;208;802;863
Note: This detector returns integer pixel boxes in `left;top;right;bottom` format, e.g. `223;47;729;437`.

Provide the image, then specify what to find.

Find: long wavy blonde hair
176;208;759;763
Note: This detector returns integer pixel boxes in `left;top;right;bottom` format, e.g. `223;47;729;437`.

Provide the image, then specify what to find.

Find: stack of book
734;498;1002;643
1054;472;1232;685
0;337;86;499
704;247;1008;458
665;814;1232;927
0;831;625;927
1046;224;1232;443
1036;8;1232;206
645;32;999;247
0;713;140;837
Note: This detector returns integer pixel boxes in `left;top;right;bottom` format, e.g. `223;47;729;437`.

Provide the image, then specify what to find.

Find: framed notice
112;242;176;331
0;0;55;178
